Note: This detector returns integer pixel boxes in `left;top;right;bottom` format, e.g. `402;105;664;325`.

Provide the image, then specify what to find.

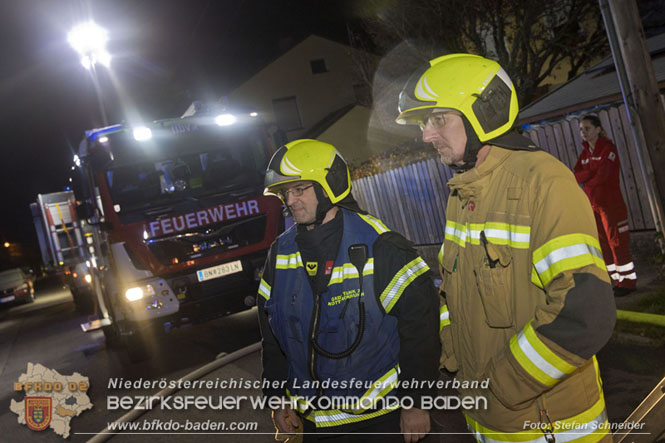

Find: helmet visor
264;146;303;195
397;64;437;115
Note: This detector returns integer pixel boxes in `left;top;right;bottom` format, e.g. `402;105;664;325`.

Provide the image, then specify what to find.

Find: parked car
0;268;35;307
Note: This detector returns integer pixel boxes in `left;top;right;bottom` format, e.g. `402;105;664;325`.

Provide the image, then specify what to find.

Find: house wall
317;106;396;165
230;35;362;141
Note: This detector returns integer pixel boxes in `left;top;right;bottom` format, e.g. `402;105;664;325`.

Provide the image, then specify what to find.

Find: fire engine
76;104;284;361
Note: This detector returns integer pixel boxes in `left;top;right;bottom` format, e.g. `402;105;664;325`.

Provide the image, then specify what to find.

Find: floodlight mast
68;21;111;126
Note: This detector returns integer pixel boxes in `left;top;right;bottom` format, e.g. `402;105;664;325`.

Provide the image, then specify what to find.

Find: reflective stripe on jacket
439;146;615;441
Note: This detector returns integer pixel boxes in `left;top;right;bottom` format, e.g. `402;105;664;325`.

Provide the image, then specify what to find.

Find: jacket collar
582;135;608;153
448;146;512;197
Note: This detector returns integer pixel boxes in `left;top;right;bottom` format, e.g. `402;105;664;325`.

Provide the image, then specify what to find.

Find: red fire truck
76;104;283;361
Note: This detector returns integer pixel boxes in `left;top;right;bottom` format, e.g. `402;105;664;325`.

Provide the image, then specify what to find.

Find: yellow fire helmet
264;139;351;204
396;53;519;142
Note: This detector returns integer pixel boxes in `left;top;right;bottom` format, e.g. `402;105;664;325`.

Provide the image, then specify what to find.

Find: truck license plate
196;260;243;282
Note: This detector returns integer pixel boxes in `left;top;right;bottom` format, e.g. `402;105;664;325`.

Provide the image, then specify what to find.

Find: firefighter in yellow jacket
396;54;616;442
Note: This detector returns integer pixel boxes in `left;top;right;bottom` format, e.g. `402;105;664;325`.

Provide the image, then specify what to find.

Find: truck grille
147;214;266;266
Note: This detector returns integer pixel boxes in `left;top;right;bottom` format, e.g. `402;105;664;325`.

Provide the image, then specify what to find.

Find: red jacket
573;136;624;209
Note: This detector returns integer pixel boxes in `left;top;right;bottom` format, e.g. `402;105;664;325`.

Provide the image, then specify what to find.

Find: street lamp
67;21;111;70
67;21;111;126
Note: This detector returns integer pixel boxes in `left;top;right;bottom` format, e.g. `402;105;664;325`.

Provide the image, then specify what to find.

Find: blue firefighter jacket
258;208;440;428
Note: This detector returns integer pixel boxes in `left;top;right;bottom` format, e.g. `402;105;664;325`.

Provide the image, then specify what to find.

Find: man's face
280;181;319;225
421;111;468;166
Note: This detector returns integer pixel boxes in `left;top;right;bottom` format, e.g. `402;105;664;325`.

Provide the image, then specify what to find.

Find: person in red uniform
574;114;637;296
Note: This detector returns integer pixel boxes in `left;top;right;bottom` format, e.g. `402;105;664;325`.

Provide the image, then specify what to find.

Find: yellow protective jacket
438;146;616;442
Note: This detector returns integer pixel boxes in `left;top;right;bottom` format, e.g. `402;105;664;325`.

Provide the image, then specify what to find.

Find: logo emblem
608;152;616;161
324;261;334;276
25;397;52;431
468;201;476;212
306;262;318;276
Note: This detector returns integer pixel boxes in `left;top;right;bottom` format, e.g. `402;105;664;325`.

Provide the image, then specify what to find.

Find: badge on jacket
306;262;318;276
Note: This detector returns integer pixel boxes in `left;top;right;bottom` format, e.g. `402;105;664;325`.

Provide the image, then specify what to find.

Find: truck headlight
214;113;236;126
133;126;152;141
125;284;155;302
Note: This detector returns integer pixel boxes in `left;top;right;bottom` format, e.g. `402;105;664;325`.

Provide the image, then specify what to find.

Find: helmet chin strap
449;115;484;173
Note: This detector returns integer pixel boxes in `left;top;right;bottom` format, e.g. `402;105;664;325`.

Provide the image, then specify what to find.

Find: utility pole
600;0;665;238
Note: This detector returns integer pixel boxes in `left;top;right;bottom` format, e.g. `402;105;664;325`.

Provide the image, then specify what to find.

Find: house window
310;58;328;74
272;96;303;132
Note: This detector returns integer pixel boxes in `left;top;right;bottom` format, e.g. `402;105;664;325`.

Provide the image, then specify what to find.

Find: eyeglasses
418;111;460;130
278;184;314;200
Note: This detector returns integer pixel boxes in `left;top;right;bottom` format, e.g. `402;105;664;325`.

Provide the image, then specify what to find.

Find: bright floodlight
250;112;258;117
215;113;237;126
68;22;111;70
133;126;152;141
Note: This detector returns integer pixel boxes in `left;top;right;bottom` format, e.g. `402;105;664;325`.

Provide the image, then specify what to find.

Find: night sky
0;0;358;246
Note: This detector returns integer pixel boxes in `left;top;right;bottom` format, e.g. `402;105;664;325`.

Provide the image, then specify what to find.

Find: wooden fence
351;105;654;246
351;158;453;245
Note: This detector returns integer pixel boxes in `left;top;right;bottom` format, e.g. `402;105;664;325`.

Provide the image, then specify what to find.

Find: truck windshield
102;124;269;215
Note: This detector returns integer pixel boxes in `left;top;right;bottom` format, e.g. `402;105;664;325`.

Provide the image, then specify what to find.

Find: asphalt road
0;279;270;442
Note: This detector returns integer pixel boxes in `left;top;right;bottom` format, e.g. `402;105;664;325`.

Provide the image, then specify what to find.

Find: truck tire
102;323;120;347
123;324;152;363
125;336;149;363
72;288;94;314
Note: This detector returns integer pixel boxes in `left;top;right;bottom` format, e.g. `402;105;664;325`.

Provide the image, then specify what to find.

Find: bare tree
351;0;609;105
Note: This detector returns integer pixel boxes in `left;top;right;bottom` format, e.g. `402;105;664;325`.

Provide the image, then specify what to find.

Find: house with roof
228;34;398;164
518;32;665;231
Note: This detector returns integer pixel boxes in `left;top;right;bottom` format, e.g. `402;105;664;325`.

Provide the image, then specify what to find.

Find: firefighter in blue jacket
257;139;440;442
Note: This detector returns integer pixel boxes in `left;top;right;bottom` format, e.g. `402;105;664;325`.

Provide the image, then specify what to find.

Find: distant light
250;112;258;117
69;178;73;182
3;242;9;248
215;114;237;126
143;230;149;240
133;126;152;141
98;136;109;143
67;22;111;70
71;166;76;171
73;154;81;167
84;274;92;284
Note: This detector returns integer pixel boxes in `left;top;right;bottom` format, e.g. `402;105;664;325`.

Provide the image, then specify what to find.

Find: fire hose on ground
88;342;261;443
